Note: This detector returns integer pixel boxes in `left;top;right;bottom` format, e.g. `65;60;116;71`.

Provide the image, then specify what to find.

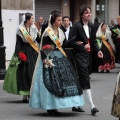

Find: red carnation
18;52;27;62
42;44;52;50
42;44;54;51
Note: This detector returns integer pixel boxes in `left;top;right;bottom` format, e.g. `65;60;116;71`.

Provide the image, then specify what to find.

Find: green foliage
10;56;21;67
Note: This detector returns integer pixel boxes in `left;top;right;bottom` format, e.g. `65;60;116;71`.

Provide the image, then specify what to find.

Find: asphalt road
0;64;120;120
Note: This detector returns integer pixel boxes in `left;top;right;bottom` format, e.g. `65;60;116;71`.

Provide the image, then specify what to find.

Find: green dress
3;54;19;94
3;25;39;95
3;54;30;95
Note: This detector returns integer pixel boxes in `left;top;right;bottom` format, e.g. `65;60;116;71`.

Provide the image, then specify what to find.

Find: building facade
34;0;119;24
1;0;33;60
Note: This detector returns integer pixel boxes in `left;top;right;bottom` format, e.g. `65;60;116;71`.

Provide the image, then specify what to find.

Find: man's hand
77;41;83;45
84;44;90;51
98;51;103;58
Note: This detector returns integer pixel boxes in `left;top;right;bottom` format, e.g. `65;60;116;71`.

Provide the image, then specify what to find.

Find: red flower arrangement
18;52;27;62
42;44;54;57
42;44;55;68
42;44;54;51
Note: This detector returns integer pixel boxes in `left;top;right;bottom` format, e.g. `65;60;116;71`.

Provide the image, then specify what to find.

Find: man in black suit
61;16;77;68
68;5;103;115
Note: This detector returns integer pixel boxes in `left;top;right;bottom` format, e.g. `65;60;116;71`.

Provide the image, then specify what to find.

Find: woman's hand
98;51;103;58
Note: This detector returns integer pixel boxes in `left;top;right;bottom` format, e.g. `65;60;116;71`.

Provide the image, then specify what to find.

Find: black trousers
73;51;90;90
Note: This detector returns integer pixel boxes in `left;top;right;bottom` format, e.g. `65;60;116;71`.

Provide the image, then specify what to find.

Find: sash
101;35;115;60
20;26;39;53
46;27;66;57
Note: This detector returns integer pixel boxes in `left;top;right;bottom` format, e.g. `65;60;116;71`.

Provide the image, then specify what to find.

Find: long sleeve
67;23;85;53
15;35;23;55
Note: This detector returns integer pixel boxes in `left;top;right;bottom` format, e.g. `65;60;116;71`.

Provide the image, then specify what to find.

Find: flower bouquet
113;28;120;35
42;44;55;68
96;38;102;49
11;52;27;67
18;52;27;62
112;28;120;41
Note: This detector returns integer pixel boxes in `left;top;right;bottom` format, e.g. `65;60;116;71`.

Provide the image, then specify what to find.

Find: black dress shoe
91;107;99;115
100;70;104;73
47;110;54;115
22;99;28;103
53;109;61;115
72;107;85;112
106;70;110;73
47;109;61;115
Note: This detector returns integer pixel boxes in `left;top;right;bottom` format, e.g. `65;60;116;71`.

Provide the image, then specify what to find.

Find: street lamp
0;0;6;80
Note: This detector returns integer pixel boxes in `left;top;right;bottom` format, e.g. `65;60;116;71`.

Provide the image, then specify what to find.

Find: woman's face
28;15;34;25
53;16;62;27
101;24;107;32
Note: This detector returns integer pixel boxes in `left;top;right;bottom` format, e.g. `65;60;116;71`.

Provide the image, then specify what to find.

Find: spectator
34;16;44;35
109;19;116;28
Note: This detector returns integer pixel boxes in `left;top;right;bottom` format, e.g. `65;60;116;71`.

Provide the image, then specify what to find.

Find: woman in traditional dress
29;10;84;115
3;12;40;102
96;22;115;73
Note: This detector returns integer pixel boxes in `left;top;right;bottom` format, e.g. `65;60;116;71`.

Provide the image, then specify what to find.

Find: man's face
81;8;91;21
63;18;70;28
39;17;43;24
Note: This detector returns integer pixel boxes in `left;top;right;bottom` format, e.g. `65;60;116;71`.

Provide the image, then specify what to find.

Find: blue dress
29;50;84;110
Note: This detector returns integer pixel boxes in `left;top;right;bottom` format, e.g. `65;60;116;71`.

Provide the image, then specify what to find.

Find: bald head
117;16;120;25
38;16;44;24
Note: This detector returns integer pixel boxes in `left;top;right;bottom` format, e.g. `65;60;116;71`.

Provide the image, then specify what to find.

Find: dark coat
60;25;77;70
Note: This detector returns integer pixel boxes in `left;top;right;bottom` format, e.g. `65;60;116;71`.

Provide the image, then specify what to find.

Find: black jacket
67;20;99;53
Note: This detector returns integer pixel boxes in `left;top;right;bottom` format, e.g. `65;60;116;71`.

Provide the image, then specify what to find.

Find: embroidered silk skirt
29;50;84;110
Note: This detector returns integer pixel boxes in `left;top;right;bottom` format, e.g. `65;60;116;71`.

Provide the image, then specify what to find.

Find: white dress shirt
83;23;89;39
65;26;70;40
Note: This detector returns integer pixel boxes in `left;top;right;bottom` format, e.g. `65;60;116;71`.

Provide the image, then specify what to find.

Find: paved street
0;63;120;120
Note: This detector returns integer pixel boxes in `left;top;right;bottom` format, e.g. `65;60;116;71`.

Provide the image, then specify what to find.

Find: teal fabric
29;51;84;110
